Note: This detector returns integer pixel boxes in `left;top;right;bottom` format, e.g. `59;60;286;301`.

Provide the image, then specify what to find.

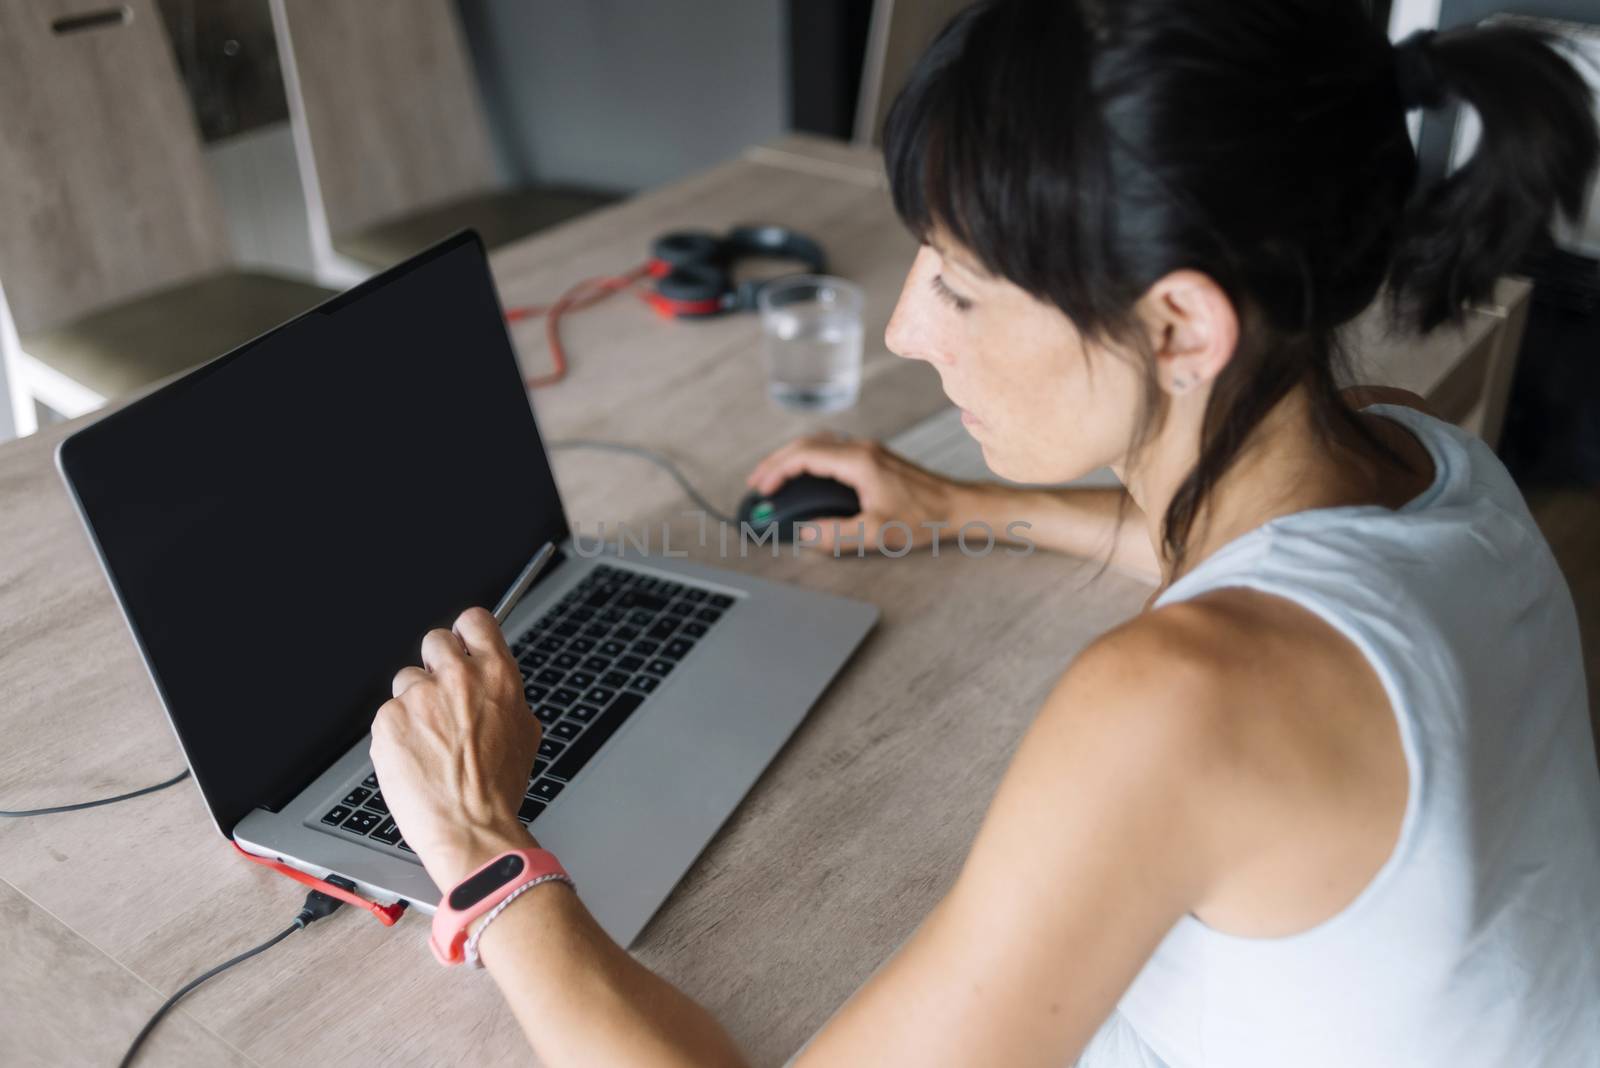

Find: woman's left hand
369;606;539;890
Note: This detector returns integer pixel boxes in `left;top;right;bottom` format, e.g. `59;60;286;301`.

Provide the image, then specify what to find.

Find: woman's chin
978;436;1099;486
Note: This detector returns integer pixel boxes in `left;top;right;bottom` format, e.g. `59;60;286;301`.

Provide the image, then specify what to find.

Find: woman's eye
931;274;974;313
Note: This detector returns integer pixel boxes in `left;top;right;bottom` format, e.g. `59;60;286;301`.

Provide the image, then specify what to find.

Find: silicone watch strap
429;847;570;966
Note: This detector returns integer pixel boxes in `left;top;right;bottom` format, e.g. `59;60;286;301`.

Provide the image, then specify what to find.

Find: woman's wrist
424;822;536;891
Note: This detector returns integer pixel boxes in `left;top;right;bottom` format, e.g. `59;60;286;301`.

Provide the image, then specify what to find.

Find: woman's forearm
950;481;1161;581
474;871;747;1068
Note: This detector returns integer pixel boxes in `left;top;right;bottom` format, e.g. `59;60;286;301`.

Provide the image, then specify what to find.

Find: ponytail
1389;24;1600;330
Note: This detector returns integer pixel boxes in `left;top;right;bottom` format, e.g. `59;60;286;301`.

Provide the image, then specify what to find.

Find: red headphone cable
506;262;655;389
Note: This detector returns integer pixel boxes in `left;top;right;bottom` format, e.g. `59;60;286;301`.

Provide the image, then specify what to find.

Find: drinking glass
756;275;864;412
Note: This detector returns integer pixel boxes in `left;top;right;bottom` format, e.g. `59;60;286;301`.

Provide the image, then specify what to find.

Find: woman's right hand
745;433;965;553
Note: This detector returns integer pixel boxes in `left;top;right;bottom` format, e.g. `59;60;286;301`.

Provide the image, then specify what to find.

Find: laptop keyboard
317;563;734;852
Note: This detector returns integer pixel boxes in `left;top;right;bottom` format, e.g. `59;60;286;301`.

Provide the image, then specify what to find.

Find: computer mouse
737;474;862;542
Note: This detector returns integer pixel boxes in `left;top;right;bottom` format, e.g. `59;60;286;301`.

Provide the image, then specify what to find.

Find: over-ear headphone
644;225;828;319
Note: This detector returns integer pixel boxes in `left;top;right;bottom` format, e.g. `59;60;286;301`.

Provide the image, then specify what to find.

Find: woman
370;2;1600;1064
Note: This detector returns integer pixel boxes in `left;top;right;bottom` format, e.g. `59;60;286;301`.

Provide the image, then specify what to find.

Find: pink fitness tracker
429;847;572;966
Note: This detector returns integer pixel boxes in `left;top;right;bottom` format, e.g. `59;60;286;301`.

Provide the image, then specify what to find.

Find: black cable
0;769;190;817
118;888;346;1068
548;439;740;525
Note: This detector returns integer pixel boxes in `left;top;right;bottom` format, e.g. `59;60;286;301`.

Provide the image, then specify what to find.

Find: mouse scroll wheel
751;500;775;523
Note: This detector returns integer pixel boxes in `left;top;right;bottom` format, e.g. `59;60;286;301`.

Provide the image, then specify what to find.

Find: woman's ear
1138;270;1239;397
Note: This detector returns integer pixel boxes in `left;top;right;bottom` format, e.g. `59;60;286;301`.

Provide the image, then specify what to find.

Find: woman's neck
1119;383;1435;590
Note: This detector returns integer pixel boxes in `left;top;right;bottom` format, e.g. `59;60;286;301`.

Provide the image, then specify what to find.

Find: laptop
56;231;877;946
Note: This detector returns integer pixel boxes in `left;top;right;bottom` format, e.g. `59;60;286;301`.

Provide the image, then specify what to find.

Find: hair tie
1394;30;1446;111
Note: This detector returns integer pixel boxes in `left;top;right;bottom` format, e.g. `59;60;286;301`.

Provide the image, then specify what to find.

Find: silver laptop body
233;546;875;945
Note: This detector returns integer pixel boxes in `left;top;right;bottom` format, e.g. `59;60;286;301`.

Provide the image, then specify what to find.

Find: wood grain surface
0;135;1512;1066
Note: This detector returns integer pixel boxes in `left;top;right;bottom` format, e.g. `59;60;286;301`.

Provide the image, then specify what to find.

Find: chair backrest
271;0;501;240
853;0;971;147
0;0;230;334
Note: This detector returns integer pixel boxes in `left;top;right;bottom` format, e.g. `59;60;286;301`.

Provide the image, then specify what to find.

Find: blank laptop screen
58;233;569;835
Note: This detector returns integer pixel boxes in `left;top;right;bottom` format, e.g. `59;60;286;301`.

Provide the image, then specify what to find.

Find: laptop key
664;638;695;659
646;619;677;641
584;686;616;705
614;590;663;610
534;705;564;726
397;839;414;853
646;659;675;677
536;637;564;653
582;655;612;672
550;720;582;741
537;738;565;760
362;791;388;814
680;621;708;638
695;607;724;623
518;797;546;824
599;608;626;624
708;593;734;609
668;601;694;617
524;683;549;703
342;787;371;807
601;670;630;689
371;818;403;846
683;588;707;602
629;674;660;693
552;687;581;706
566;671;596;690
567;703;601;723
631;640;660;657
613;626;640;642
547;691;645;783
617;654;645;672
343;809;382;835
529;777;566;801
361;772;379;788
533;759;549;778
554;652;581;670
321;805;352;826
567;638;596;654
535;668;564;686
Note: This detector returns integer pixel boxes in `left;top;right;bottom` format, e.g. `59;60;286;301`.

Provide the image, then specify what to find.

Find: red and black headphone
642;225;828;319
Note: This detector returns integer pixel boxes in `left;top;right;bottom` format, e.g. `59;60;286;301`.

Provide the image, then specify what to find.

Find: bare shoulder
1051;586;1409;935
1065;586;1400;784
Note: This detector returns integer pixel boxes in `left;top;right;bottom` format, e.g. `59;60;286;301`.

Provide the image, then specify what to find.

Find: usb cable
117;885;349;1067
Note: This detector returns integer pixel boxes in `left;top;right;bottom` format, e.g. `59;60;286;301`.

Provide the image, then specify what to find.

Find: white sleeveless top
1078;404;1600;1068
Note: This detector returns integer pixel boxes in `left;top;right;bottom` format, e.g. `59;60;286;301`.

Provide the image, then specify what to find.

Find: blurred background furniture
853;0;970;146
0;0;335;436
269;0;620;284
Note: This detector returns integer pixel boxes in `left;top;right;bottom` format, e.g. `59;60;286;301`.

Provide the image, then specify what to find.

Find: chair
853;0;973;147
0;0;336;436
269;0;620;284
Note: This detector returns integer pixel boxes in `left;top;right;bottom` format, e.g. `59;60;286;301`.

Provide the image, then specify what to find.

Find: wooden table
0;133;1523;1067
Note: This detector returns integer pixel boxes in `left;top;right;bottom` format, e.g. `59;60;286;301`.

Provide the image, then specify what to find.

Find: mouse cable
118;886;347;1068
548;439;740;525
0;768;191;818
